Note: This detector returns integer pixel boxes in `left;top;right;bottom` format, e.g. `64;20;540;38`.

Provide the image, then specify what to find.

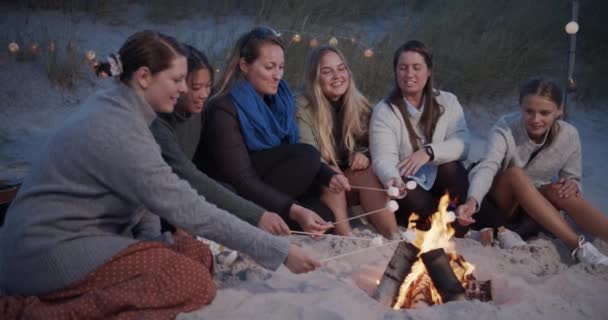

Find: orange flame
393;194;475;309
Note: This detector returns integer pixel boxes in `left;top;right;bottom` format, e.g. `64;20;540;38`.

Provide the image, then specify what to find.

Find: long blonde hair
300;45;371;165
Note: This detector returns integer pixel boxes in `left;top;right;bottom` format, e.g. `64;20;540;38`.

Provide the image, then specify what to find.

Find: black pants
396;161;470;236
249;144;334;231
474;197;544;239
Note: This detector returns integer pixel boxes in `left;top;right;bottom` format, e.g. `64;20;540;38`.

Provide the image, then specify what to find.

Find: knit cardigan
467;112;582;205
0;81;289;295
369;90;470;187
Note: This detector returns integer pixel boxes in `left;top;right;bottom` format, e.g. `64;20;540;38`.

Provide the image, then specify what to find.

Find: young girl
150;44;289;235
297;45;396;237
0;31;319;319
196;27;349;235
369;40;472;235
457;77;608;265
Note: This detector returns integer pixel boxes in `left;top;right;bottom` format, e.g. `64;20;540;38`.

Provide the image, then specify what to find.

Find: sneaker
465;229;481;241
572;236;608;266
465;228;494;247
497;228;527;249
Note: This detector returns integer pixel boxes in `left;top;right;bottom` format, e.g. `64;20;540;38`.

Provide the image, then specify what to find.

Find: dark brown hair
95;30;186;83
519;77;563;146
212;27;284;99
184;44;213;84
386;40;443;150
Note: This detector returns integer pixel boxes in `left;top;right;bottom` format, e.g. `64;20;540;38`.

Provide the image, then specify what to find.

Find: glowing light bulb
328;36;338;47
8;42;19;53
309;38;319;48
292;33;301;43
86;50;96;61
565;21;579;35
363;48;374;58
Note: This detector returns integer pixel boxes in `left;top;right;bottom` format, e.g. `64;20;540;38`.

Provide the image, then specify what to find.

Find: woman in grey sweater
0;31;318;319
457;77;608;265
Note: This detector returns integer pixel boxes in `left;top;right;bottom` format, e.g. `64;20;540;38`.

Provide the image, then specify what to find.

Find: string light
565;21;579;35
8;42;19;53
3;29;385;76
328;36;338;47
86;50;96;61
273;29;382;58
30;43;39;53
309;37;319;48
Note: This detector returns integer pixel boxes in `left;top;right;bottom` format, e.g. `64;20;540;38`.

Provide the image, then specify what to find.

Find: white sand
179;90;608;320
181;230;608;320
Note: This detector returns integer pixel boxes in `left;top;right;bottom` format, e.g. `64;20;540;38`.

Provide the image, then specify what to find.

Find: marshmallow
371;236;383;247
387;186;400;198
219;251;238;266
401;229;416;243
445;211;456;223
387;200;399;212
406;180;417;190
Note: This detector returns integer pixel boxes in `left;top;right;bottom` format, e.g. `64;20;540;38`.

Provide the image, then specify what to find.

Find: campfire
373;194;492;308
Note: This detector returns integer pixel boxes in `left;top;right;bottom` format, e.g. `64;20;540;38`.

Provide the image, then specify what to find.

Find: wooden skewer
320;238;408;263
330;207;389;226
349;185;388;192
290;230;373;241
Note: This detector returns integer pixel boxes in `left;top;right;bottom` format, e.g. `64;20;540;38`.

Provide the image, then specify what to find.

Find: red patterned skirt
1;231;215;319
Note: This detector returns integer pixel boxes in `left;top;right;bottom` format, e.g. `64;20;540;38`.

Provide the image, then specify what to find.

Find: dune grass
5;0;604;104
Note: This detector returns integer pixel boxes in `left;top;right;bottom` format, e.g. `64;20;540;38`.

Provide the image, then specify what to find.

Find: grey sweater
0;81;289;295
151;113;265;225
468;112;582;205
159;111;202;160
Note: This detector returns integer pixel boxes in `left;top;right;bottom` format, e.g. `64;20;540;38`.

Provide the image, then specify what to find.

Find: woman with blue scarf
196;27;349;235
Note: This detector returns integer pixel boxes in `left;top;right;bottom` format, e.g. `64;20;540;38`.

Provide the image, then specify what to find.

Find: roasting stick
330;201;400;227
350;180;417;197
349;186;389;192
320;238;409;263
290;230;372;241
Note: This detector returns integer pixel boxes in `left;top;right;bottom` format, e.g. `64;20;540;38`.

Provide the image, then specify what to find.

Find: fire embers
374;194;492;309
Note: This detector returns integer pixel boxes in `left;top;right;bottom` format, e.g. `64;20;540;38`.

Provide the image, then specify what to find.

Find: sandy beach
1;3;607;319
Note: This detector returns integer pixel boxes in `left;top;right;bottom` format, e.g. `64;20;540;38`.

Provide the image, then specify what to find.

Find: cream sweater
370;90;470;187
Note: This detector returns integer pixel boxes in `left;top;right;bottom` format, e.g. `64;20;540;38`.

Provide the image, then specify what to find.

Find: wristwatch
424;145;434;161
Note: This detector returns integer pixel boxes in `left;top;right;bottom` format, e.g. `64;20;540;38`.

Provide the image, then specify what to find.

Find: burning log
420;248;466;303
464;279;493;302
372;241;420;307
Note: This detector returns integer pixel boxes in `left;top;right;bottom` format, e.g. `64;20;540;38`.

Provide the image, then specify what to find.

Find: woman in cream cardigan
370;40;479;236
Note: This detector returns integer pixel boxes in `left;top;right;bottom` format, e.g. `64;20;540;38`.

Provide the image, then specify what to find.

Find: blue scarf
230;79;299;151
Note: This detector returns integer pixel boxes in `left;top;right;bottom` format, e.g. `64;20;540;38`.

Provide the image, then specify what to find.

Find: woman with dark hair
369;40;475;236
151;44;289;235
457;77;608;265
196;27;349;234
0;30;319;319
296;45;397;237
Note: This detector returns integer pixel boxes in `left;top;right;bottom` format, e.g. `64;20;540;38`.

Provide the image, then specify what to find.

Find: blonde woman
197;28;349;236
297;45;397;237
